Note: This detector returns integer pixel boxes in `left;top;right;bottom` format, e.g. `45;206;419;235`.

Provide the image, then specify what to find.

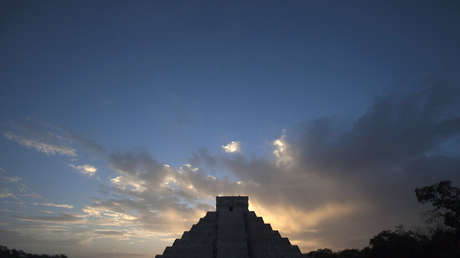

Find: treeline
0;245;67;258
305;181;460;258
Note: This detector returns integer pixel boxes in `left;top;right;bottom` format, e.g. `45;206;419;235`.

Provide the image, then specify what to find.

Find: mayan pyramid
155;196;302;258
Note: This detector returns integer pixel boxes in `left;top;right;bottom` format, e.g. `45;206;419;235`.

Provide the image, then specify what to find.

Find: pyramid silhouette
155;196;302;258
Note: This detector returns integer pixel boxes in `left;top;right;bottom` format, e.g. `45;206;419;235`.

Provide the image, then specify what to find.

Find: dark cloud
109;151;164;182
189;148;217;168
290;84;460;210
296;84;460;177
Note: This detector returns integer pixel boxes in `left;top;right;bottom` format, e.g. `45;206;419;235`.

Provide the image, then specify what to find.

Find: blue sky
1;1;460;257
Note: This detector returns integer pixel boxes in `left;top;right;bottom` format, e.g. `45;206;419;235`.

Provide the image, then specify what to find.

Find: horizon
1;1;460;258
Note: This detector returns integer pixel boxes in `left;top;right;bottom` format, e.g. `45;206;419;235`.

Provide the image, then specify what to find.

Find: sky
1;1;460;257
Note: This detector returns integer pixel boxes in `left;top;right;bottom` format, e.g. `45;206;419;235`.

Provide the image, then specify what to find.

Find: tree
306;248;335;258
415;180;460;233
336;249;362;258
368;226;425;258
0;245;68;258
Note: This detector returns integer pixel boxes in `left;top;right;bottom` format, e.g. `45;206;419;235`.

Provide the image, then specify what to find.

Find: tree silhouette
0;245;67;258
415;180;460;234
305;248;335;258
368;226;426;258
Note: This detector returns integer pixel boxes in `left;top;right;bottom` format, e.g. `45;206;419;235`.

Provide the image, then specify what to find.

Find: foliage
306;248;335;258
415;180;460;233
0;245;67;258
367;226;427;258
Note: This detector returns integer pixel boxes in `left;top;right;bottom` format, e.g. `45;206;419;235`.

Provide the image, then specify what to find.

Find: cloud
69;164;97;176
0;229;85;254
77;151;233;236
4;176;21;183
110;176;146;193
272;130;294;167
222;141;241;153
0;168;43;202
189;148;217;167
0;168;21;183
15;213;86;224
3;132;77;157
64;132;106;156
34;202;74;209
0;192;14;198
93;230;126;236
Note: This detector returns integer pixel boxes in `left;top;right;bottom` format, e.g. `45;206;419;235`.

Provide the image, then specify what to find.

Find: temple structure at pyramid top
216;196;248;212
155;196;303;258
